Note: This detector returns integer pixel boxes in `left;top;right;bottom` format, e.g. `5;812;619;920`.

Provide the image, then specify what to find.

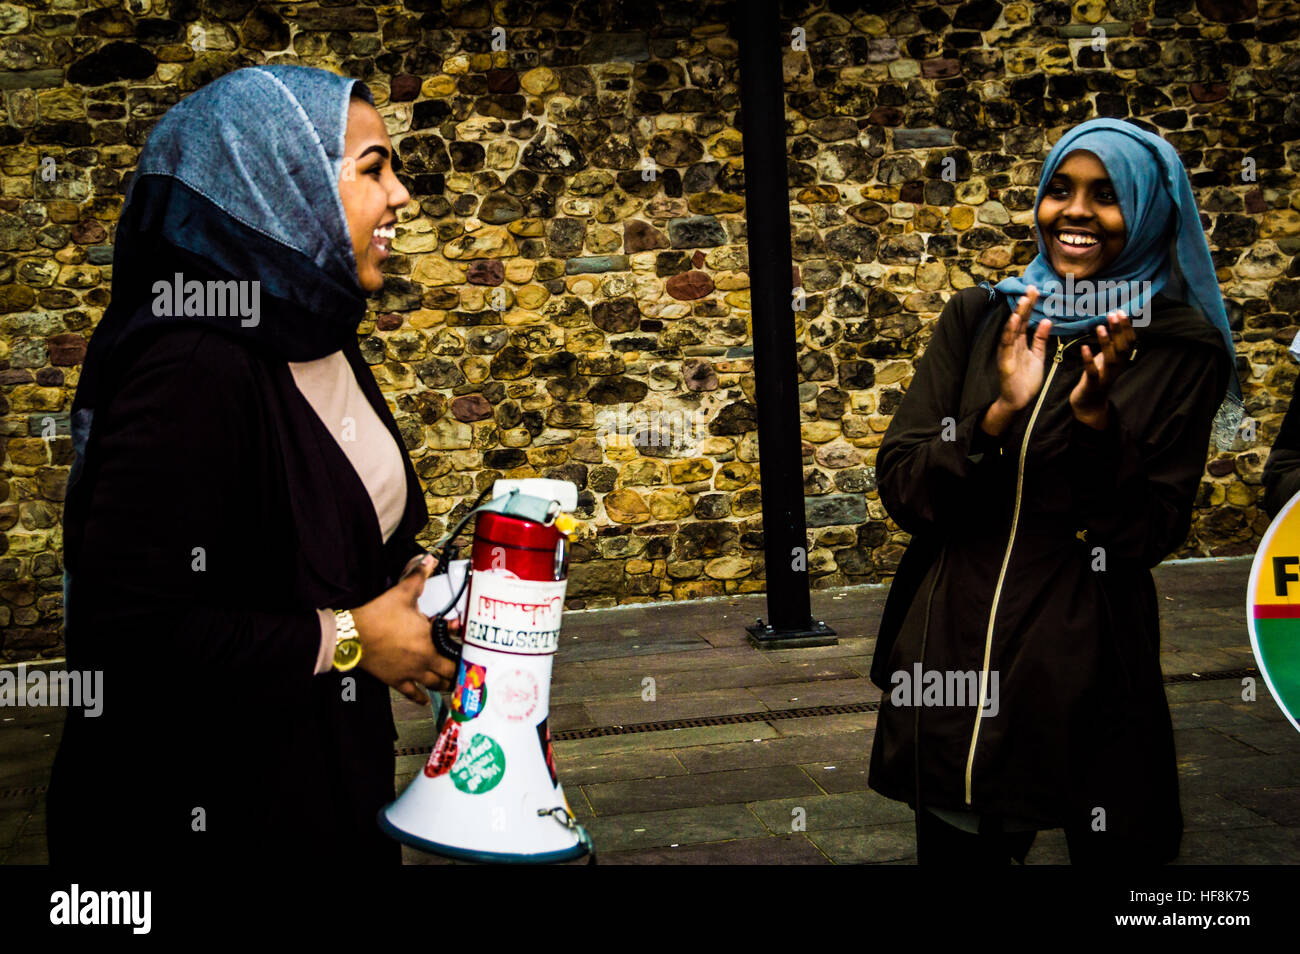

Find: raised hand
982;286;1051;438
1070;309;1136;430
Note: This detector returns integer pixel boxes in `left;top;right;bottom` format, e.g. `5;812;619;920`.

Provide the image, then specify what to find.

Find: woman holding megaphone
49;66;458;865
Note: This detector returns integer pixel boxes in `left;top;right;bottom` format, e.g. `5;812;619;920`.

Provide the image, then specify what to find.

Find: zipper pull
1054;335;1084;364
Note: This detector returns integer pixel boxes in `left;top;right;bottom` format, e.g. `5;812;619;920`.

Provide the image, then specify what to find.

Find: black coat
1263;390;1300;518
867;286;1230;862
48;322;429;865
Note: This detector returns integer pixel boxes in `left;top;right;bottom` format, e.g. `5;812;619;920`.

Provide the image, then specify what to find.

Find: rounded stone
666;271;715;301
604;489;650;524
704;555;752;580
650;489;694;520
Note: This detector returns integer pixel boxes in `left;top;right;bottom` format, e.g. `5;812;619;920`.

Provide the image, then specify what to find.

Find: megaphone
379;479;593;863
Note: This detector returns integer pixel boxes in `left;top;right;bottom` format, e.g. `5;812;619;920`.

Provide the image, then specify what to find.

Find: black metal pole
735;0;836;649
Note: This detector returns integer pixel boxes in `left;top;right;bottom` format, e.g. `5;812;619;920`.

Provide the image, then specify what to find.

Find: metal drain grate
1165;666;1257;684
0;784;46;801
0;666;1262;800
551;700;881;742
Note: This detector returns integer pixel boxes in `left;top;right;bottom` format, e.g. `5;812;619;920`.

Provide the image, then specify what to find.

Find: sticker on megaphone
419;558;471;620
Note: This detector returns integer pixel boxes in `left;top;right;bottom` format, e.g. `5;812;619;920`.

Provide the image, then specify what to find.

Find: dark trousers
915;808;1038;864
915;808;1129;865
919;808;1177;865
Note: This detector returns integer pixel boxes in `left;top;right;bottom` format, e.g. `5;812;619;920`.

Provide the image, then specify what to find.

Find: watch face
335;639;362;670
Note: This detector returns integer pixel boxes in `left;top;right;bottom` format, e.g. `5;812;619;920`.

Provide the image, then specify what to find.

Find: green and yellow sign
1248;494;1300;735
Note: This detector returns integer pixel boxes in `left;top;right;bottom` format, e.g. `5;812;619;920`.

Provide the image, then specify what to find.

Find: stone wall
0;0;1297;660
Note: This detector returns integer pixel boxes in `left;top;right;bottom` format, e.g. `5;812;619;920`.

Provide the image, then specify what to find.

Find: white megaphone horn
378;479;594;863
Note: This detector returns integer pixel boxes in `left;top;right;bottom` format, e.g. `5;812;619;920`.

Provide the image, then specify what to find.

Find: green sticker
451;732;506;795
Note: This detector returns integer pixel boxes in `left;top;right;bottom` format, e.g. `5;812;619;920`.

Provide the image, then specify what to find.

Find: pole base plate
745;617;838;650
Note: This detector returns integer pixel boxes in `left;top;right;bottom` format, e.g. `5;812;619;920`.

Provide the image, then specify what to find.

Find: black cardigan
49;323;429;865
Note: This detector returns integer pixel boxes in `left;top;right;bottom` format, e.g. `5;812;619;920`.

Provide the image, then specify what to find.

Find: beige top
286;350;411;674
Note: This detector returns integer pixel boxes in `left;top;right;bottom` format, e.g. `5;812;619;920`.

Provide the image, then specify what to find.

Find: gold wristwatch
331;608;362;672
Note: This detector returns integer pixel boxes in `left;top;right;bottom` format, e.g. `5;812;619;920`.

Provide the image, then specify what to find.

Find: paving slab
1219;722;1300;756
1024;827;1071;864
798;758;872;794
671;731;872;773
808;822;916;864
0;830;46;865
1172;825;1300;865
599;833;830;865
562;634;711;663
1169;699;1273;730
571;644;757;675
0;749;56;789
772;712;878;737
551;722;780;759
582;687;766;726
552;749;686;787
1165;680;1247;703
551;664;861;704
1181;792;1276;832
746;677;881;710
1221;787;1300;827
1178;753;1300;795
1174;726;1268;761
583;764;821;815
579;803;767;852
0;809;26;850
747;790;914;833
547;702;596;733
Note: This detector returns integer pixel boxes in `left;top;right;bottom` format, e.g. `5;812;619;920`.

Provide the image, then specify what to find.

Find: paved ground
3;555;1298;864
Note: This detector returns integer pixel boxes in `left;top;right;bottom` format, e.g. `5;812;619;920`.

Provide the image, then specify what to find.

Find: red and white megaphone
379;478;592;863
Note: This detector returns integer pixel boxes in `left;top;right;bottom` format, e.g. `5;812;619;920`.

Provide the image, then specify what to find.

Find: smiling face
1036;150;1127;281
338;97;409;293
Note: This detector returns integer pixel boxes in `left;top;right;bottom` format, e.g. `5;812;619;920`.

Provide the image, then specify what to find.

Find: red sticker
536;718;557;787
423;720;460;778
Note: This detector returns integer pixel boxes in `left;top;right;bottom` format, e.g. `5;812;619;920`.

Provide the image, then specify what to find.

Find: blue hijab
65;65;373;574
986;118;1243;441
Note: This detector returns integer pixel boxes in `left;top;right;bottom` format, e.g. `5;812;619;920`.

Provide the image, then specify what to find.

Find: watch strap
331;608;362;671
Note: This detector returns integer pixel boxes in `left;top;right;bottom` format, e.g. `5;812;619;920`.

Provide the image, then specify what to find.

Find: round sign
1247;492;1300;735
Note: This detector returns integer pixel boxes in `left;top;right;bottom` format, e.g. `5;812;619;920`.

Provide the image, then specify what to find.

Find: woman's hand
982;286;1052;438
351;555;460;705
1070;309;1136;430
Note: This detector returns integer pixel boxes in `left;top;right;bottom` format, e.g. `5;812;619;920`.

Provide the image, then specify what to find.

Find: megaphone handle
432;617;463;665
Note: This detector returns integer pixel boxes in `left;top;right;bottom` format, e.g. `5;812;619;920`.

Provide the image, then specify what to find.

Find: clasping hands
1069;309;1135;430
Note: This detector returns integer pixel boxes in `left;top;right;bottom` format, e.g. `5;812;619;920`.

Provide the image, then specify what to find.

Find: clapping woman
49;66;457;864
867;118;1242;864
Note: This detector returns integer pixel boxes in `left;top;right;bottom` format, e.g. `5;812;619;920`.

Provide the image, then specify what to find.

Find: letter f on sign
1273;556;1300;596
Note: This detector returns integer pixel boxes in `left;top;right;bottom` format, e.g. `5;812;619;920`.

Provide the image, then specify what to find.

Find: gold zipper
963;334;1083;805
